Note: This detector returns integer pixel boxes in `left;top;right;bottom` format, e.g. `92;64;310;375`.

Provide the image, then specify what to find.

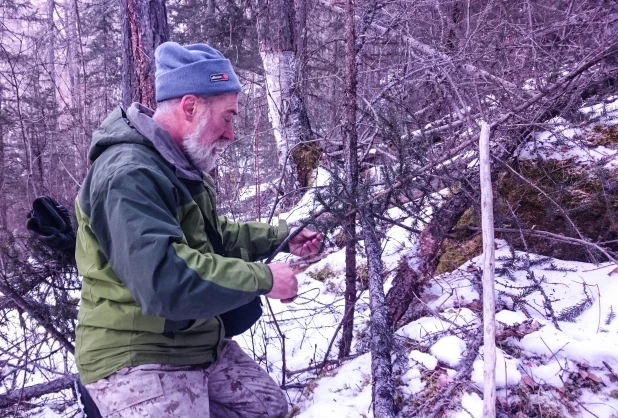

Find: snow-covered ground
237;233;618;418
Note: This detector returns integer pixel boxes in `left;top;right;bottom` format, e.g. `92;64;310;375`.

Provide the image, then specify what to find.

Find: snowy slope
242;235;618;418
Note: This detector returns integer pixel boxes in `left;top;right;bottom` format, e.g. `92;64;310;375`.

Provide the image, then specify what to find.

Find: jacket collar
125;103;203;182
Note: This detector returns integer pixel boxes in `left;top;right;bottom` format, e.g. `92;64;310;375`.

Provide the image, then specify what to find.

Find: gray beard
182;120;226;174
184;136;219;174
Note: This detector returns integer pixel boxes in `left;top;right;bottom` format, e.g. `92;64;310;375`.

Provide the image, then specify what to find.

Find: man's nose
222;126;234;142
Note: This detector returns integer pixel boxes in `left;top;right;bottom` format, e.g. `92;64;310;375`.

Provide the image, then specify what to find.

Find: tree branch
0;374;77;409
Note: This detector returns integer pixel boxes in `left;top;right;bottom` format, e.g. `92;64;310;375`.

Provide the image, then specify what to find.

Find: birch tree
254;0;318;192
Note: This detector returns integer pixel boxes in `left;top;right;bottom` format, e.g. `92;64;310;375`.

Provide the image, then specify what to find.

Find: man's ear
179;95;199;120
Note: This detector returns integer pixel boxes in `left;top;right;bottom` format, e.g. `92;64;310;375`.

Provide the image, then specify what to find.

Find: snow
453;392;483;418
408;350;438;370
277;166;331;224
430;335;466;368
426;272;480;311
296;353;373;418
400;367;425;396
516;115;618;168
495;309;528;326
263;233;618;417
526;359;571;388
238;183;271;202
580;96;618;124
471;346;522;388
396;308;480;342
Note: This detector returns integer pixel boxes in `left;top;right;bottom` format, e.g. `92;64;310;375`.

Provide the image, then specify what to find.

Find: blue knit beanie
154;42;242;102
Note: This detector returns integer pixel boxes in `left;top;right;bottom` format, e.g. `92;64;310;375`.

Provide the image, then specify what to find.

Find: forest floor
257;236;618;418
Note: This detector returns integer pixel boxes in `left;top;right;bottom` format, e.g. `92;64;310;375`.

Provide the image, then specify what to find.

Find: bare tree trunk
254;0;318;192
64;0;79;109
47;0;57;90
46;0;63;196
386;189;471;325
360;202;396;418
0;89;5;230
339;0;359;360
479;122;496;418
120;0;169;109
120;0;138;107
294;0;307;92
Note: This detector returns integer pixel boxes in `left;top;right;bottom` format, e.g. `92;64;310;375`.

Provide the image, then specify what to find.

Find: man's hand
266;263;298;303
288;227;323;257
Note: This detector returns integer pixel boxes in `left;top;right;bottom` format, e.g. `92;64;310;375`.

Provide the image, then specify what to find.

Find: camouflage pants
85;339;288;417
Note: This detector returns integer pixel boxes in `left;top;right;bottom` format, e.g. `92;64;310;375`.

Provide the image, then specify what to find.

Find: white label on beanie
210;73;229;82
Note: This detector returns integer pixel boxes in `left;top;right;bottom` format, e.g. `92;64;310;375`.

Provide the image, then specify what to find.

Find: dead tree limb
0;281;75;354
479;122;496;418
386;188;471;325
0;374;77;409
457;226;618;264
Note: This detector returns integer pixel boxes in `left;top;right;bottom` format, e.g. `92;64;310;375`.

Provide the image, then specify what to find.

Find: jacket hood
89;103;203;182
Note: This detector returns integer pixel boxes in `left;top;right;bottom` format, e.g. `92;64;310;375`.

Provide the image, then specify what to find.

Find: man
74;42;322;417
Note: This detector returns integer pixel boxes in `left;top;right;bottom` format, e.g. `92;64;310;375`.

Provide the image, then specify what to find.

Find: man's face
182;93;238;173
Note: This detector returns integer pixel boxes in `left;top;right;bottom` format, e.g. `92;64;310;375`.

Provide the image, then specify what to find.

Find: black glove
26;196;76;257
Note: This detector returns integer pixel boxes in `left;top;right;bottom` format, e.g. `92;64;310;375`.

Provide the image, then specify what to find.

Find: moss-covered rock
291;142;322;188
495;153;618;262
435;208;483;275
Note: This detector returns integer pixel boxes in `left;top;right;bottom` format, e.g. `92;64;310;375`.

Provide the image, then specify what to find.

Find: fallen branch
479;121;497;417
0;374;77;409
456;226;618;264
0;280;75;354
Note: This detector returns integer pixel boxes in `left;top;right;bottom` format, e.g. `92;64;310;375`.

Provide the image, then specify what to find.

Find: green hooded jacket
75;103;288;384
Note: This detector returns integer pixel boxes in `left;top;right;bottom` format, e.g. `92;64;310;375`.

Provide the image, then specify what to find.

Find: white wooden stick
479;121;496;418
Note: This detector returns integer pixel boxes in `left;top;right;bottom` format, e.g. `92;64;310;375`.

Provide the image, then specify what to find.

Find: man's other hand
288;227;323;257
266;263;298;303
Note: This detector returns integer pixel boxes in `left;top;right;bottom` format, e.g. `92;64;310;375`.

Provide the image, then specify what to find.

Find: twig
287;353;363;377
528;271;561;330
264;298;287;388
455;226;617;264
284;405;301;418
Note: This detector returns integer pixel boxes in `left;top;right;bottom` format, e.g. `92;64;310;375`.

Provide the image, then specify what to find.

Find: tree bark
0;374;77;408
254;0;318;191
47;0;57;90
120;0;169;108
0;89;5;230
361;203;396;418
479;122;496;418
339;0;359;360
386;189;471;325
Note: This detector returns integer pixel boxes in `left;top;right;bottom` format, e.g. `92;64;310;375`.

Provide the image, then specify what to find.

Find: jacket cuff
249;262;274;294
